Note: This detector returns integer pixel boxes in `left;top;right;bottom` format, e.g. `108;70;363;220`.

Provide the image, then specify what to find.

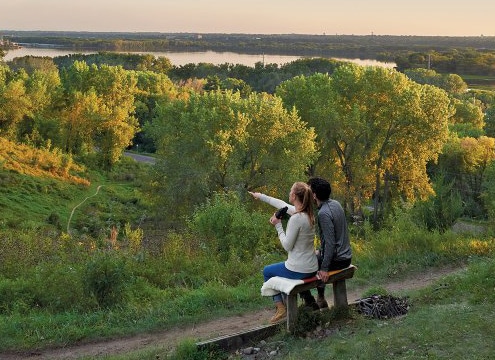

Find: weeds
1;150;495;357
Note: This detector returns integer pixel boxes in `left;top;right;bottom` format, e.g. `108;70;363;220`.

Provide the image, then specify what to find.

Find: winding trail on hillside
0;265;463;360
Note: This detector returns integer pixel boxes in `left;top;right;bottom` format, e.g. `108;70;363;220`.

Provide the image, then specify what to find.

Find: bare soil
1;266;461;360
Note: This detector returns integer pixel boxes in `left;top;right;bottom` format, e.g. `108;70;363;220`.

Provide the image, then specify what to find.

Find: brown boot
270;301;287;323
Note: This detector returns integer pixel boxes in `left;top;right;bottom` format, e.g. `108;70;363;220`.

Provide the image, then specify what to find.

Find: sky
1;0;494;37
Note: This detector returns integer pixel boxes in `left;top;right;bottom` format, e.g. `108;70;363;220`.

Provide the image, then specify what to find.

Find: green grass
0;281;267;352
1;148;495;359
1;227;493;356
0;156;150;233
76;257;495;360
266;258;495;360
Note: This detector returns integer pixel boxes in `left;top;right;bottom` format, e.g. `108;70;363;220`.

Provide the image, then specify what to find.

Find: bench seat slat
288;265;356;295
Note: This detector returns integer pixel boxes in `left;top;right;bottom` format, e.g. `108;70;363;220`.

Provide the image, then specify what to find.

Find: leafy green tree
412;175;463;232
277;64;452;226
433;135;495;218
132;70;178;152
59;89;102;154
0;68;32;139
440;73;468;95
60;61;139;168
404;68;468;95
204;75;222;91
91;65;139;168
221;77;252;97
484;106;495;137
146;90;317;225
275;72;339;177
7;56;59;74
449;98;485;137
20;68;63;146
482;161;495;224
135;54;173;73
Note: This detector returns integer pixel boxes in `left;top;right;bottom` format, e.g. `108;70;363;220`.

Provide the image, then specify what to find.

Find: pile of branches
357;294;409;319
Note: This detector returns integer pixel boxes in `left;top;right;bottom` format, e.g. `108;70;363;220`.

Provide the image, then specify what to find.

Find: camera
275;206;288;219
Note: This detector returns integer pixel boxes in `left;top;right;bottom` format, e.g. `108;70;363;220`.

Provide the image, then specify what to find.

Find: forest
1;39;495;357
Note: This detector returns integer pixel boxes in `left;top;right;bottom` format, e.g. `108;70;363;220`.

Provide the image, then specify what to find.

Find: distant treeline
48;53;345;94
4;30;495;59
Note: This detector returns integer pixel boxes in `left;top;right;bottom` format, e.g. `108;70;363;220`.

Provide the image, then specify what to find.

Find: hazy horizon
1;0;494;37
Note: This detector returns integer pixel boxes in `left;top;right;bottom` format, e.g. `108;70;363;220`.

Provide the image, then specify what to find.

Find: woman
249;182;318;323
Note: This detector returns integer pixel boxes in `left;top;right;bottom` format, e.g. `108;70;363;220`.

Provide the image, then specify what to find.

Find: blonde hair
292;182;315;227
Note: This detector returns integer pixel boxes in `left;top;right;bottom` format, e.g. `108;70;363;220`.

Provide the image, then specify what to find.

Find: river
2;46;395;68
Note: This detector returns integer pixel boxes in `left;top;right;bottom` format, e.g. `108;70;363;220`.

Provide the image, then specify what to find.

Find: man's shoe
303;297;320;311
317;295;329;309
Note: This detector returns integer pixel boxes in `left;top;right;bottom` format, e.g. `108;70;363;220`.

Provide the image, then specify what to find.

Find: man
301;177;352;309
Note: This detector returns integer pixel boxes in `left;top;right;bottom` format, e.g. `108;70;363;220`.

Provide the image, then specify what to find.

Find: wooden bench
285;265;357;332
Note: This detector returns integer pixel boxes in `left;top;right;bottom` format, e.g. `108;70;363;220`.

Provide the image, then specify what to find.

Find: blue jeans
263;262;316;303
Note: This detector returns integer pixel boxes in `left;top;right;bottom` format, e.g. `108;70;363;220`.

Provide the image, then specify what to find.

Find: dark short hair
307;177;331;201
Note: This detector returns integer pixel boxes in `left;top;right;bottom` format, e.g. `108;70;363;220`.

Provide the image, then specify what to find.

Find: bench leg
332;280;348;307
286;294;298;332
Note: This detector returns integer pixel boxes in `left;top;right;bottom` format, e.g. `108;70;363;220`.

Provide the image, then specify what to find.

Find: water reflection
2;47;395;68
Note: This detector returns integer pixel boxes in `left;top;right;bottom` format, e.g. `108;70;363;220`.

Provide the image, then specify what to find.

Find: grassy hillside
0;137;150;233
1;136;494;359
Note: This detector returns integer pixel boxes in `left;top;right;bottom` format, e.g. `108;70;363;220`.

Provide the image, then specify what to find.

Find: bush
188;191;275;262
30;263;87;312
0;276;36;314
82;251;133;308
411;176;463;232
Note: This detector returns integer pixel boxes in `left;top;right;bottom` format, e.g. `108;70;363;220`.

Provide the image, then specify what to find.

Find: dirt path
1;266;461;360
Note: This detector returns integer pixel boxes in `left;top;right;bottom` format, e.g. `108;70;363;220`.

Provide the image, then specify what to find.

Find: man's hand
318;270;329;283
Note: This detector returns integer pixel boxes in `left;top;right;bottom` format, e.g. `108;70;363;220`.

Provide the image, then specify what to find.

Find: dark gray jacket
317;199;352;271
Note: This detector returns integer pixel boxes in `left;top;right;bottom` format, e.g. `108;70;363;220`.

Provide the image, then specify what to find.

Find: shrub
411;176;463;232
30;263;87;312
82;251;133;308
0;276;36;315
188;191;275;262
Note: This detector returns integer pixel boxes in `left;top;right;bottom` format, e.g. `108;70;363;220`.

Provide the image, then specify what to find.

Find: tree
486;106;495;137
277;64;452;226
135;54;172;73
482;161;495;224
404;68;468;95
19;68;63;146
7;56;59;75
132;70;178;152
60;61;139;168
0;68;32;139
449;98;485;137
275;72;339;177
59;90;102;155
146;90;317;225
433;135;495;218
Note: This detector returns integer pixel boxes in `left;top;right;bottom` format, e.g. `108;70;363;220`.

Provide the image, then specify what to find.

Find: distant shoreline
2;30;495;64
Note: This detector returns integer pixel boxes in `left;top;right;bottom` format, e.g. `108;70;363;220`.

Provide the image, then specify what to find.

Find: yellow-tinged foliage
466;238;495;256
0;137;90;185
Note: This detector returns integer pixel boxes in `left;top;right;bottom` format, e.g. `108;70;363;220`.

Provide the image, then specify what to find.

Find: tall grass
1;204;493;353
1;149;494;355
349;210;494;284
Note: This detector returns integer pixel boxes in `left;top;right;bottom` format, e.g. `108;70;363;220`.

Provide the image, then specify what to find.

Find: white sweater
259;194;318;274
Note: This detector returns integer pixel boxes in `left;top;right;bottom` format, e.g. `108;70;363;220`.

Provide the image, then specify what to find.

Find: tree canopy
277;64;452;223
146;90;318;224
